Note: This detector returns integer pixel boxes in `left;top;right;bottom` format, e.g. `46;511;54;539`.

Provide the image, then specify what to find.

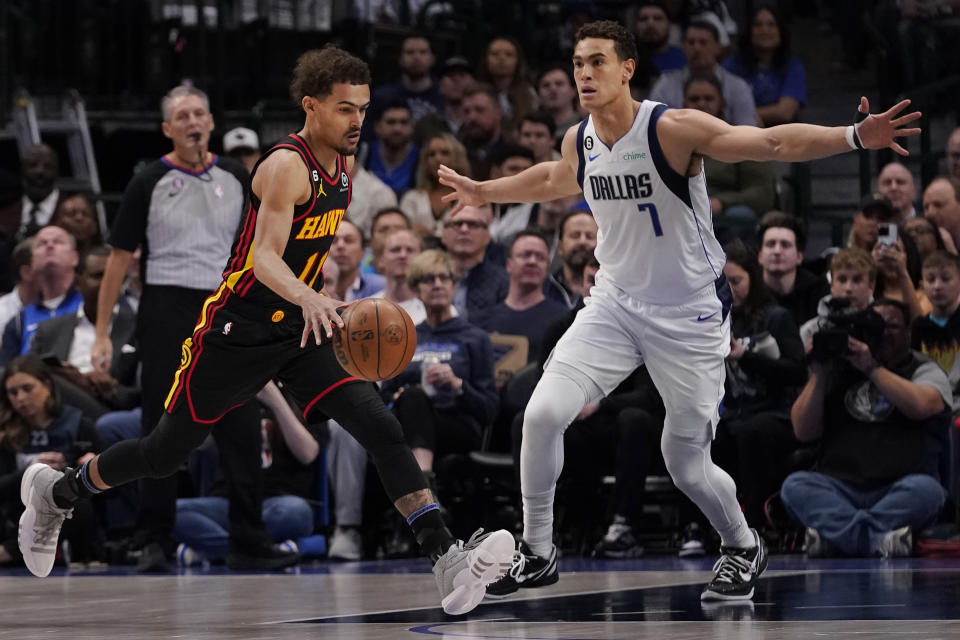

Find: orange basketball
332;298;417;382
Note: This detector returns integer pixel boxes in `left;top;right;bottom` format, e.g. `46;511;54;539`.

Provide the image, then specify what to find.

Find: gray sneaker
18;463;72;577
877;526;912;559
433;528;514;615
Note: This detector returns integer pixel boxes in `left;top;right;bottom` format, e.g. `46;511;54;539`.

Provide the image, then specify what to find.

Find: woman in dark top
0;355;101;566
723;4;807;126
715;241;807;526
381;250;498;478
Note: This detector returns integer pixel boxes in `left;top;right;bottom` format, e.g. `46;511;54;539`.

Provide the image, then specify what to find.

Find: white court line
795;604;907;609
590;610;686;616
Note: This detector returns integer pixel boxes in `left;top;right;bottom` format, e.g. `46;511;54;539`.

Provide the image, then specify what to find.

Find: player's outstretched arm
437;125;583;215
664;97;921;166
250;151;345;347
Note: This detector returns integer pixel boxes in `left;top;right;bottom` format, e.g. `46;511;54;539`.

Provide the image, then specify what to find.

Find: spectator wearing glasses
380;250;498;480
440;205;508;320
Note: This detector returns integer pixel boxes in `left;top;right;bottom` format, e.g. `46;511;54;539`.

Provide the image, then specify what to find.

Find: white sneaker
433;529;514;615
329;527;363;561
18;463;73;577
176;543;206;567
877;526;912;559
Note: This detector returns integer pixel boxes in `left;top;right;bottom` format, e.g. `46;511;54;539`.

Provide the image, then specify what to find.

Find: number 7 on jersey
637;203;663;237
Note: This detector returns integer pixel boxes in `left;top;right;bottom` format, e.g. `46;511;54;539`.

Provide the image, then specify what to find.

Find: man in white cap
223;126;261;172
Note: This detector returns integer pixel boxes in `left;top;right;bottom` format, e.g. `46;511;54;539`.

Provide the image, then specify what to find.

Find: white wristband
845;124;858;150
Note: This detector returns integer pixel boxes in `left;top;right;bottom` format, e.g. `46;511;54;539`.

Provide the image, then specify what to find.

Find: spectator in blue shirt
630;1;686;73
723;3;806;127
365;102;419;197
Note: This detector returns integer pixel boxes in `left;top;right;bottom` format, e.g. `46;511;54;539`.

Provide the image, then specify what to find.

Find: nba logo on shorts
223;322;233;335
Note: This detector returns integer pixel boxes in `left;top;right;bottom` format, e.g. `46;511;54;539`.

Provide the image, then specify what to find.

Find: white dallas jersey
576;100;725;303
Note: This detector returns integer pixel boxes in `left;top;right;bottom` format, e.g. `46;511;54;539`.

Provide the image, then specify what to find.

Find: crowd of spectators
0;0;959;569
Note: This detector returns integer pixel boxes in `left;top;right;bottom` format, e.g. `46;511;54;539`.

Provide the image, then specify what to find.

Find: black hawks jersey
222;133;350;310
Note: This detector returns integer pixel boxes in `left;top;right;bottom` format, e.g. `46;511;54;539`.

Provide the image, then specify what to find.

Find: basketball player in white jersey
438;20;921;602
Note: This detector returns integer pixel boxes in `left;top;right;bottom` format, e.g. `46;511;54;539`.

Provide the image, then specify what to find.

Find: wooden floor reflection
2;556;960;639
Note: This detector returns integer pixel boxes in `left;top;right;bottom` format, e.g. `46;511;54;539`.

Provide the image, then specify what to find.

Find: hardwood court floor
2;555;960;639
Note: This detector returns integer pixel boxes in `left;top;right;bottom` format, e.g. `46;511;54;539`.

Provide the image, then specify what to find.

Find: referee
90;85;297;572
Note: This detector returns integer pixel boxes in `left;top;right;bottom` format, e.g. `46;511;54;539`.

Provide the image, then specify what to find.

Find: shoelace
710;552;752;584
460;528;487;551
507;548;534;579
32;506;71;547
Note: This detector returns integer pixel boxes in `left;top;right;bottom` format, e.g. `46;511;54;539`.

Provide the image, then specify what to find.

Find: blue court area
286;556;960;625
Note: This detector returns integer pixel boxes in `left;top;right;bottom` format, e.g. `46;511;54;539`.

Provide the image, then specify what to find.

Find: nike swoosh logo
588;153;600;161
697;312;718;322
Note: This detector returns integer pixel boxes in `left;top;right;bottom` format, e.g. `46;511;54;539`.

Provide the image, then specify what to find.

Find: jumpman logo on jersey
316;182;326;199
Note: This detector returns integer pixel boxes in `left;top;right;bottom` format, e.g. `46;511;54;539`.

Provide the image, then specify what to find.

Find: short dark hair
871;298;910;326
686;19;720;43
372;207;410;230
536;63;574;88
574;20;638;64
462;83;500;105
490;143;535;167
337;218;365;245
510;228;550;255
290;44;371;106
922;249;960;274
683;70;722;96
519;110;557;138
559;209;594;237
377;101;412;121
758;210;806;251
79;245;111;274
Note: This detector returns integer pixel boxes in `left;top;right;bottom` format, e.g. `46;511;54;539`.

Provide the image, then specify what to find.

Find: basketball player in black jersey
18;45;514;616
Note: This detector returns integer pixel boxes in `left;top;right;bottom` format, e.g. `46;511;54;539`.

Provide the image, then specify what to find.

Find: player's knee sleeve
660;427;711;494
520;368;595;495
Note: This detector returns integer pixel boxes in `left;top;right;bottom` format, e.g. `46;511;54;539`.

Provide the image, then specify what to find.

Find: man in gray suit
30;245;139;415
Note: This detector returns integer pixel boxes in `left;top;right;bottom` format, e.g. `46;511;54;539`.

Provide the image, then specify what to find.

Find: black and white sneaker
700;528;768;601
485;539;558;599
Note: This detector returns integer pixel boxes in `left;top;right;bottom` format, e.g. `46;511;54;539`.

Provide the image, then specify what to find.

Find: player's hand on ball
437;164;485;215
299;290;346;347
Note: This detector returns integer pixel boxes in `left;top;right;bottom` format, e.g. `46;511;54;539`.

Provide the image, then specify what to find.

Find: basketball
332;298;417;382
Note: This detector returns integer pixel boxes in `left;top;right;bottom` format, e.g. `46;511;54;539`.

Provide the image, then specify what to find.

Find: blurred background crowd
0;0;959;571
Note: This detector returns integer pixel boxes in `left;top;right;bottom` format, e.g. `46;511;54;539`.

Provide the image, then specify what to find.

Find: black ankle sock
51;468;84;509
408;507;453;564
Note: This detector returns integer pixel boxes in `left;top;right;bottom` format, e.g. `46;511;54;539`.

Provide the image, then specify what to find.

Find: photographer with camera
782;299;951;558
799;247;876;348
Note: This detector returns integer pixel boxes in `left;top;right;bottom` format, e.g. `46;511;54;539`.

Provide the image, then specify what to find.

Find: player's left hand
854;97;922;156
846;336;878;374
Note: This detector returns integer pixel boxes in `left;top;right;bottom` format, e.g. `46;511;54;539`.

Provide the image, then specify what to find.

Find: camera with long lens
809;298;885;364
